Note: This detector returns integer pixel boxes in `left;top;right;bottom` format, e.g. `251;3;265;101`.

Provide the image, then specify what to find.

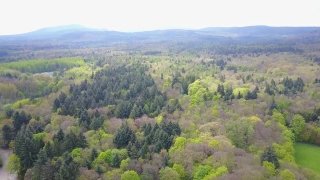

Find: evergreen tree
91;148;98;162
261;146;280;169
111;153;121;168
32;149;48;180
44;141;53;159
53;99;60;111
57;153;80;180
127;142;139;159
113;121;136;148
14;127;38;178
54;129;65;142
1;125;12;148
40;160;55;180
140;143;149;158
163;156;169;167
129;104;139;119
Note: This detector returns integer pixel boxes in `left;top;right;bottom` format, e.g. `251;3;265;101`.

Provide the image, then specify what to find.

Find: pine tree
53;99;60;111
140;143;149;158
91;148;98;162
261;146;280;169
127;142;139;159
57;153;79;180
54;129;65;142
32;149;48;180
113;121;136;148
2;125;12;148
14;127;38;178
44;141;53;159
129;104;139;119
163;156;169;167
111;153;121;168
40;160;55;180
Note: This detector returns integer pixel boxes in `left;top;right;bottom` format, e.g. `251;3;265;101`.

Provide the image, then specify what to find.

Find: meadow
294;143;320;175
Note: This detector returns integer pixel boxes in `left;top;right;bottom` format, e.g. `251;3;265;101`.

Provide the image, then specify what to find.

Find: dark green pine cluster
113;120;181;159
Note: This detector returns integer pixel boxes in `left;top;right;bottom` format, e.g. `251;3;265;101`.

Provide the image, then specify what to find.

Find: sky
1;0;320;35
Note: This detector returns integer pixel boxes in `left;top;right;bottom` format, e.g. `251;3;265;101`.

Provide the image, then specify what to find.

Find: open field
294;143;320;174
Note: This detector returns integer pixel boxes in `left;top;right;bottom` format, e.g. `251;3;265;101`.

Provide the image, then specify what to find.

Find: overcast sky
1;0;320;35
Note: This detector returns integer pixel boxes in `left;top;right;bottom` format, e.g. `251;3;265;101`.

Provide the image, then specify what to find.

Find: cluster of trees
280;77;304;93
216;84;258;102
0;73;64;101
143;50;161;55
1;57;84;73
299;107;320;122
171;72;196;94
216;84;235;101
265;77;304;95
0;110;33;147
314;78;320;84
114;120;181;159
53;64;169;119
312;57;320;65
9;127;87;179
201;59;227;70
214;44;303;55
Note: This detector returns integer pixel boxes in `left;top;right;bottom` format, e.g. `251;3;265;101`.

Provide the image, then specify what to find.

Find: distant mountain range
0;25;319;43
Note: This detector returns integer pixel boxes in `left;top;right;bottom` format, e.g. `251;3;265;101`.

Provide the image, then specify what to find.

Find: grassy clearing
294;143;320;174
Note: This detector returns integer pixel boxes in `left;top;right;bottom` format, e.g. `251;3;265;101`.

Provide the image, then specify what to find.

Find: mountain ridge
1;24;320;43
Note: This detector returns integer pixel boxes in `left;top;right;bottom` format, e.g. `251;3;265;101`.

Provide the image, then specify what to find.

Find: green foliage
121;170;140;180
5;154;20;174
272;111;286;125
111;153;121;168
71;148;82;158
226;119;254;149
208;139;221;148
290;114;306;140
1;125;13;148
120;159;129;171
279;169;295;180
58;64;167;118
262;161;276;175
113;121;136;148
172;163;186;180
170;137;187;152
14;127;39;177
261;146;280;169
12;98;31;109
33;132;47;142
202;166;228;180
193;165;210;180
273;141;295;163
95;149;112;164
282;129;295;142
32;149;48;180
0;83;18;99
1;57;84;73
57;153;80;180
160;167;180;180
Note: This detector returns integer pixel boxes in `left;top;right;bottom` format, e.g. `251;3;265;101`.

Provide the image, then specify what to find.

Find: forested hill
199;26;320;36
0;25;319;43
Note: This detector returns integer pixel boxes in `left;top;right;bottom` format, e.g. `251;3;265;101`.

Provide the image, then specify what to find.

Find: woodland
0;26;320;180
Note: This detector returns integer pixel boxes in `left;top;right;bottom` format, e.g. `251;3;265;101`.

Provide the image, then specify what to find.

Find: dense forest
0;26;320;180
